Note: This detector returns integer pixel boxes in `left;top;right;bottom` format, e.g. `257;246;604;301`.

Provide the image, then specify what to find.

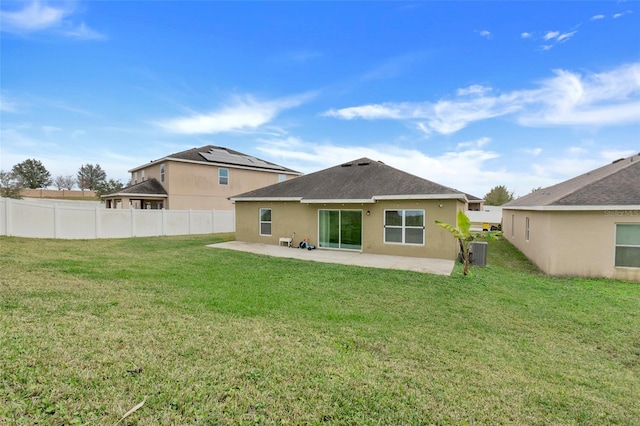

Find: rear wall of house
503;208;640;281
234;199;461;260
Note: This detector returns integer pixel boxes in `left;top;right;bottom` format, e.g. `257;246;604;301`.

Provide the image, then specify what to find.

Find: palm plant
436;211;502;276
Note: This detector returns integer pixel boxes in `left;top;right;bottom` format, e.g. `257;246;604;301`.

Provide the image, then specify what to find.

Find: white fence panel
58;205;98;239
133;210;163;237
0;198;235;239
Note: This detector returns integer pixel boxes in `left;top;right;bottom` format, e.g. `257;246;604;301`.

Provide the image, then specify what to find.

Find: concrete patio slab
207;241;455;276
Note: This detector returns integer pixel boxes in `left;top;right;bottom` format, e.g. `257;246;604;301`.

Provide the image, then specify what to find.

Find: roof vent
612;158;625;164
341;163;353;167
357;161;371;166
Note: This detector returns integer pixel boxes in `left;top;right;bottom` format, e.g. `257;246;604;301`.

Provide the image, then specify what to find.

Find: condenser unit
469;241;488;267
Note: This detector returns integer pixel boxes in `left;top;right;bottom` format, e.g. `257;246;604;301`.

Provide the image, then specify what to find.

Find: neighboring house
230;158;469;260
466;193;484;211
502;153;640;282
103;145;301;210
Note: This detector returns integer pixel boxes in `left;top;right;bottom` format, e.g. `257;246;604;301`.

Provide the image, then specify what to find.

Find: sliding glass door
318;210;362;250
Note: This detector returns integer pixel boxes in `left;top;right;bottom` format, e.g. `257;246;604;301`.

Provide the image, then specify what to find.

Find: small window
525;217;530;242
384;209;425;245
133;172;138;184
141;170;145;182
259;208;272;236
219;168;229;185
511;214;515;237
160;164;165;183
278;174;286;183
615;224;640;268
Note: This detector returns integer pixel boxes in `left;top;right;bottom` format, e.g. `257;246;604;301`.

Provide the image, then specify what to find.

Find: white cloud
324;62;640;134
457;85;492;96
524;148;542;156
556;31;577;42
590;14;605;21
543;31;560;41
479;30;491;39
158;92;314;134
0;1;103;39
521;32;532;39
613;11;632;19
0;1;69;32
61;21;105;40
324;103;407;120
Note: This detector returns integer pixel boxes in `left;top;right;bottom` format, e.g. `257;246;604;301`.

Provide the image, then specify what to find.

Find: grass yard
1;234;639;425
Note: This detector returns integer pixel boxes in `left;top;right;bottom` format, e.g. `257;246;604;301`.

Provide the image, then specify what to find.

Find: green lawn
1;234;638;425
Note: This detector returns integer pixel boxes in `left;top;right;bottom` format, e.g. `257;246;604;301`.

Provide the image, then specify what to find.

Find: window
615;224;640;268
278;174;286;183
384;209;425;245
160;164;165;183
511;214;515;238
525;217;530;241
141;170;145;182
259;208;272;236
219;168;229;185
133;172;138;184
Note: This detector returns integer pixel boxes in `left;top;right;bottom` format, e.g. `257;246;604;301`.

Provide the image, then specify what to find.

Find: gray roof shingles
132;145;300;174
231;158;466;201
505;153;640;207
104;178;167;197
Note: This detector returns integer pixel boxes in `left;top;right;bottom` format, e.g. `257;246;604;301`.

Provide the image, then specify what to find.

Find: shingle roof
102;178;167;197
130;145;300;174
505;153;640;207
230;158;466;202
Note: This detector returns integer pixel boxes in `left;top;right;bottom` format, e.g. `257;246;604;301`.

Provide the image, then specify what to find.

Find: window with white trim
278;174;286;182
384;209;425;245
141;170;145;182
525;217;530;241
259;208;272;236
160;163;165;183
615;224;640;268
133;171;138;184
219;168;229;185
511;214;515;237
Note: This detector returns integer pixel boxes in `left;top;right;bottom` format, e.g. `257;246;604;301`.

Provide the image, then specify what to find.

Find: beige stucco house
230;158;469;260
102;145;301;210
502;153;640;282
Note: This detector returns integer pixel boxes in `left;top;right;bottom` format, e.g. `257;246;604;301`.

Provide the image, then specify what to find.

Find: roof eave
101;193;168;198
502;205;640;211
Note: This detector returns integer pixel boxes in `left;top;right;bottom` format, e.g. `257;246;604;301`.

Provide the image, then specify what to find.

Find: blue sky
1;1;639;198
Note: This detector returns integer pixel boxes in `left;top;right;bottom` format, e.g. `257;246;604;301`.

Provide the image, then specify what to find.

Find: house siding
134;161;294;210
234;199;462;260
503;208;640;281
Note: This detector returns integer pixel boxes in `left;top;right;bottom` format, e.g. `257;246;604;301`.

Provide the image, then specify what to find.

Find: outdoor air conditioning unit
469;241;488;267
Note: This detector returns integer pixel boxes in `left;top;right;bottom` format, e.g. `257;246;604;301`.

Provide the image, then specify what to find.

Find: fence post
95;206;100;239
4;197;11;236
189;209;192;235
162;208;166;236
130;208;135;237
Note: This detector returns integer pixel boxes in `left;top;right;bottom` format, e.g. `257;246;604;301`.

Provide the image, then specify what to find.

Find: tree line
0;158;127;199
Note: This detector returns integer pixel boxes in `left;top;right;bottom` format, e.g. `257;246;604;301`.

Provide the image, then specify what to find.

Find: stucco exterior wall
503;208;640;281
133;161;295;210
234;199;462;260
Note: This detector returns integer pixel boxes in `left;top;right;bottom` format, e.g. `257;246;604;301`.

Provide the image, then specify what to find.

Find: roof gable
506;153;640;207
102;178;167;197
130;145;301;174
231;158;466;202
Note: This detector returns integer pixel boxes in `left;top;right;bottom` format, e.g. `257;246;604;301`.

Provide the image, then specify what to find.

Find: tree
77;164;107;190
54;175;76;190
11;159;52;189
94;179;124;197
0;170;23;199
483;185;515;206
436;211;501;276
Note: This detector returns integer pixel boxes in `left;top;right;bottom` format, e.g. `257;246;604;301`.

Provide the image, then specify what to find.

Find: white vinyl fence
0;197;235;239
